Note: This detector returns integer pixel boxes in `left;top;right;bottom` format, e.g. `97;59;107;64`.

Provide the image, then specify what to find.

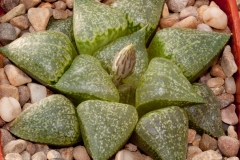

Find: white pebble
47;150;62;159
197;23;213;32
27;83;47;103
0;97;21;122
203;7;228;30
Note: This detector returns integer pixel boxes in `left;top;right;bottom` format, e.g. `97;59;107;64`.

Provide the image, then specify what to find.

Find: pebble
66;9;73;17
221;104;238;125
224;77;236;94
28;8;51;31
18;85;30;106
213;26;232;34
227;126;238;139
187;0;195;6
197;5;209;23
186;146;202;159
131;150;144;160
192;150;222;160
25;141;36;156
0;23;17;45
73;146;90;160
115;149;134;160
160;13;180;28
52;9;68;20
221;46;238;77
227;157;240;160
0;97;21;122
217;93;234;109
0;117;6;127
38;2;53;8
0;4;26;23
5;153;23;160
206;77;224;88
0;68;10;84
179;6;198;20
197;23;213;32
4;64;32;86
194;0;209;7
0;53;6;68
21;151;31;160
0;129;16;147
218;136;240;157
0;0;20;13
167;0;188;13
199;134;218;151
210;64;226;78
22;102;32;110
66;0;73;9
10;15;30;30
20;0;41;9
198;72;212;84
27;83;47;103
59;147;73;160
14;26;21;37
32;152;47;160
203;7;228;29
162;3;169;18
188;129;196;143
34;143;49;155
53;1;67;10
209;1;219;8
3;139;27;156
124;143;138;152
210;86;224;96
172;16;198;28
47;150;62;159
0;84;19;100
192;134;201;147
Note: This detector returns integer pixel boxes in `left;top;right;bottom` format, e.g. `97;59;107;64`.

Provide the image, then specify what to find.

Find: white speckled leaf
184;83;225;138
73;0;128;55
131;106;188;160
9;94;81;146
54;54;119;104
148;28;230;82
136;57;205;117
93;27;148;86
77;100;138;160
111;0;165;42
0;31;77;85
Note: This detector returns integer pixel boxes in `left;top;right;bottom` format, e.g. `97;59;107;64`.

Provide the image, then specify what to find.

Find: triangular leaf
77;100;138;160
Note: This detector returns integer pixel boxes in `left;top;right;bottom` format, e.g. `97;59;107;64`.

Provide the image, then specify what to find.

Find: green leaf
148;28;231;82
131;106;188;160
93;27;148;86
54;54;119;104
184;83;225;138
9;94;81;146
136;57;205;117
73;0;128;55
77;100;138;160
0;31;77;85
111;0;165;42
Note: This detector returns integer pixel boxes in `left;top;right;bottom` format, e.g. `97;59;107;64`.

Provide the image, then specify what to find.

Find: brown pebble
188;129;196;144
59;147;73;160
52;9;68;20
10;15;30;30
73;146;90;160
207;77;224;88
0;129;16;147
0;84;19;101
0;0;20;12
187;146;202;160
210;64;226;78
199;134;218;151
221;104;238;125
218;136;240;157
217;93;234;109
18;85;30;106
160;13;180;28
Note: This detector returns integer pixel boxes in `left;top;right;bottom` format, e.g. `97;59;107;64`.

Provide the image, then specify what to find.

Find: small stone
0;53;6;68
5;153;23;160
131;150;144;160
0;84;19;100
53;9;68;20
187;0;195;6
197;5;209;23
192;150;222;160
53;1;67;10
66;9;73;17
10;15;30;30
199;134;218;151
192;134;201;147
142;155;153;160
172;16;198;29
0;97;21;122
27;83;47;103
160;13;180;28
21;151;31;160
203;7;228;30
217;93;234;109
22;103;32;111
25;141;36;156
209;1;219;8
44;0;57;2
210;64;226;78
224;77;236;94
197;23;213;32
221;104;238;125
32;152;47;160
0;4;26;23
0;129;16;147
29;26;36;33
194;0;209;7
0;118;6;127
73;146;90;160
210;86;224;96
3;139;27;156
221;46;238;77
18;85;30;106
162;3;169;18
125;143;137;152
179;6;198;20
46;150;62;159
0;68;10;84
218;136;240;157
4;64;32;86
34;143;49;155
187;146;202;160
20;0;41;9
28;8;51;31
188;129;196;144
14;26;21;37
207;77;224;88
198;72;212;84
59;147;73;160
38;2;53;8
0;23;17;45
227;157;239;160
0;0;20;12
66;0;73;9
115;149;134;160
167;0;188;13
227;126;238;139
